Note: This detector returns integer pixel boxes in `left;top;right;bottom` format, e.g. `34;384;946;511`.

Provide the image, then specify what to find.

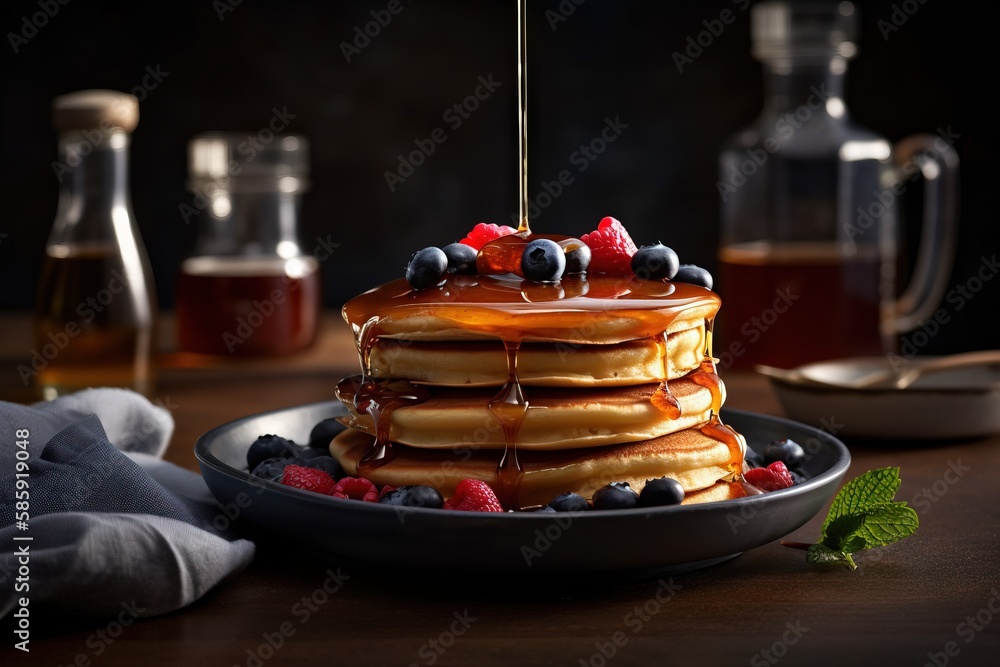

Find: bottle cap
752;1;858;62
52;89;139;133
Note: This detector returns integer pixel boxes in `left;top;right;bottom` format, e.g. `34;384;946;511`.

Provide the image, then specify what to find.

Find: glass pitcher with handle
717;1;959;370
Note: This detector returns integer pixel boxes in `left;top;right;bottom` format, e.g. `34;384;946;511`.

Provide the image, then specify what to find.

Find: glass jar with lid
176;133;321;357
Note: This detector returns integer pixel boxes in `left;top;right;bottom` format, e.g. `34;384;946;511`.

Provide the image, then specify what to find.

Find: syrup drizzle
686;319;744;478
348;316;430;472
353;377;429;471
489;339;528;508
516;0;530;234
650;331;681;418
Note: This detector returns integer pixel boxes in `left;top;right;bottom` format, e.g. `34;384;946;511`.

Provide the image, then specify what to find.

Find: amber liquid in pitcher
176;256;321;357
717;242;885;370
33;243;154;398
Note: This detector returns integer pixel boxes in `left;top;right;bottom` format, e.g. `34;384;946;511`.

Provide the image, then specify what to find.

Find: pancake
336;375;725;450
330;426;745;506
342;275;720;344
367;325;707;387
683;481;747;504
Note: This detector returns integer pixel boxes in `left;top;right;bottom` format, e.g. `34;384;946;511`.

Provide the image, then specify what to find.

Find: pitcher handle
889;133;960;335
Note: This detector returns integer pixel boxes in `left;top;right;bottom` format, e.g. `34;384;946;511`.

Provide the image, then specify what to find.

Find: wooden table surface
2;314;998;666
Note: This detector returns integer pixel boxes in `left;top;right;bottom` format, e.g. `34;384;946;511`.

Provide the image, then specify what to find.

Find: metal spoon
756;350;1000;391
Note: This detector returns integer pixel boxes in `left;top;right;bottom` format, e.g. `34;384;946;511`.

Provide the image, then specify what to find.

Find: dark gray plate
195;403;850;575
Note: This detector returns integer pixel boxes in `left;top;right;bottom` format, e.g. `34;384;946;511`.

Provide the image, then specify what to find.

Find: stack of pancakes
330;274;746;508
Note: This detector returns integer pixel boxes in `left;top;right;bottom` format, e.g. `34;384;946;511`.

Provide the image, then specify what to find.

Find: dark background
1;0;997;354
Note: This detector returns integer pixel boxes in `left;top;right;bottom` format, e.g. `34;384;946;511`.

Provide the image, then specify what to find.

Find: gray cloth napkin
0;389;255;618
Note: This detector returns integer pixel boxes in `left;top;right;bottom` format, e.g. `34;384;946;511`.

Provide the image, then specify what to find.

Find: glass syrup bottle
33;90;158;399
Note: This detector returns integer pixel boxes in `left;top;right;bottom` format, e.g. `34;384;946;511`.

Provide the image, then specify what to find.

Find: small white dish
762;357;1000;440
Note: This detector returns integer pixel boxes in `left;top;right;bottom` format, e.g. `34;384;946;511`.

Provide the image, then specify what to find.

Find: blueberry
295;448;329;461
377;485;444;509
442;243;478;275
673;264;714;290
251;457;291;481
563;241;592;274
547;492;589;512
406;247;448;289
536;505;558;513
763;439;806;469
308;418;345;450
592;482;640;510
521;238;566;282
377;488;407;506
639;477;685;507
247;434;297;471
790;469;807;486
292;455;345;480
744;447;765;469
631;243;679;280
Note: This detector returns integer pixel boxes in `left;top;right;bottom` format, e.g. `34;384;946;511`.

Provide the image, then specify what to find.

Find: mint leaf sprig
781;467;919;571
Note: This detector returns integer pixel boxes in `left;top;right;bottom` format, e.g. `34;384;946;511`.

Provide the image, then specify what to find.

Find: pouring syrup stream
517;0;530;235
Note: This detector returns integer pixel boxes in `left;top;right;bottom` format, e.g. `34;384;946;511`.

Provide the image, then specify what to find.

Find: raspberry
330;477;379;502
281;465;336;495
580;217;638;274
744;461;794;492
458;223;518;251
767;461;794;487
443;479;503;512
378;485;398;501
